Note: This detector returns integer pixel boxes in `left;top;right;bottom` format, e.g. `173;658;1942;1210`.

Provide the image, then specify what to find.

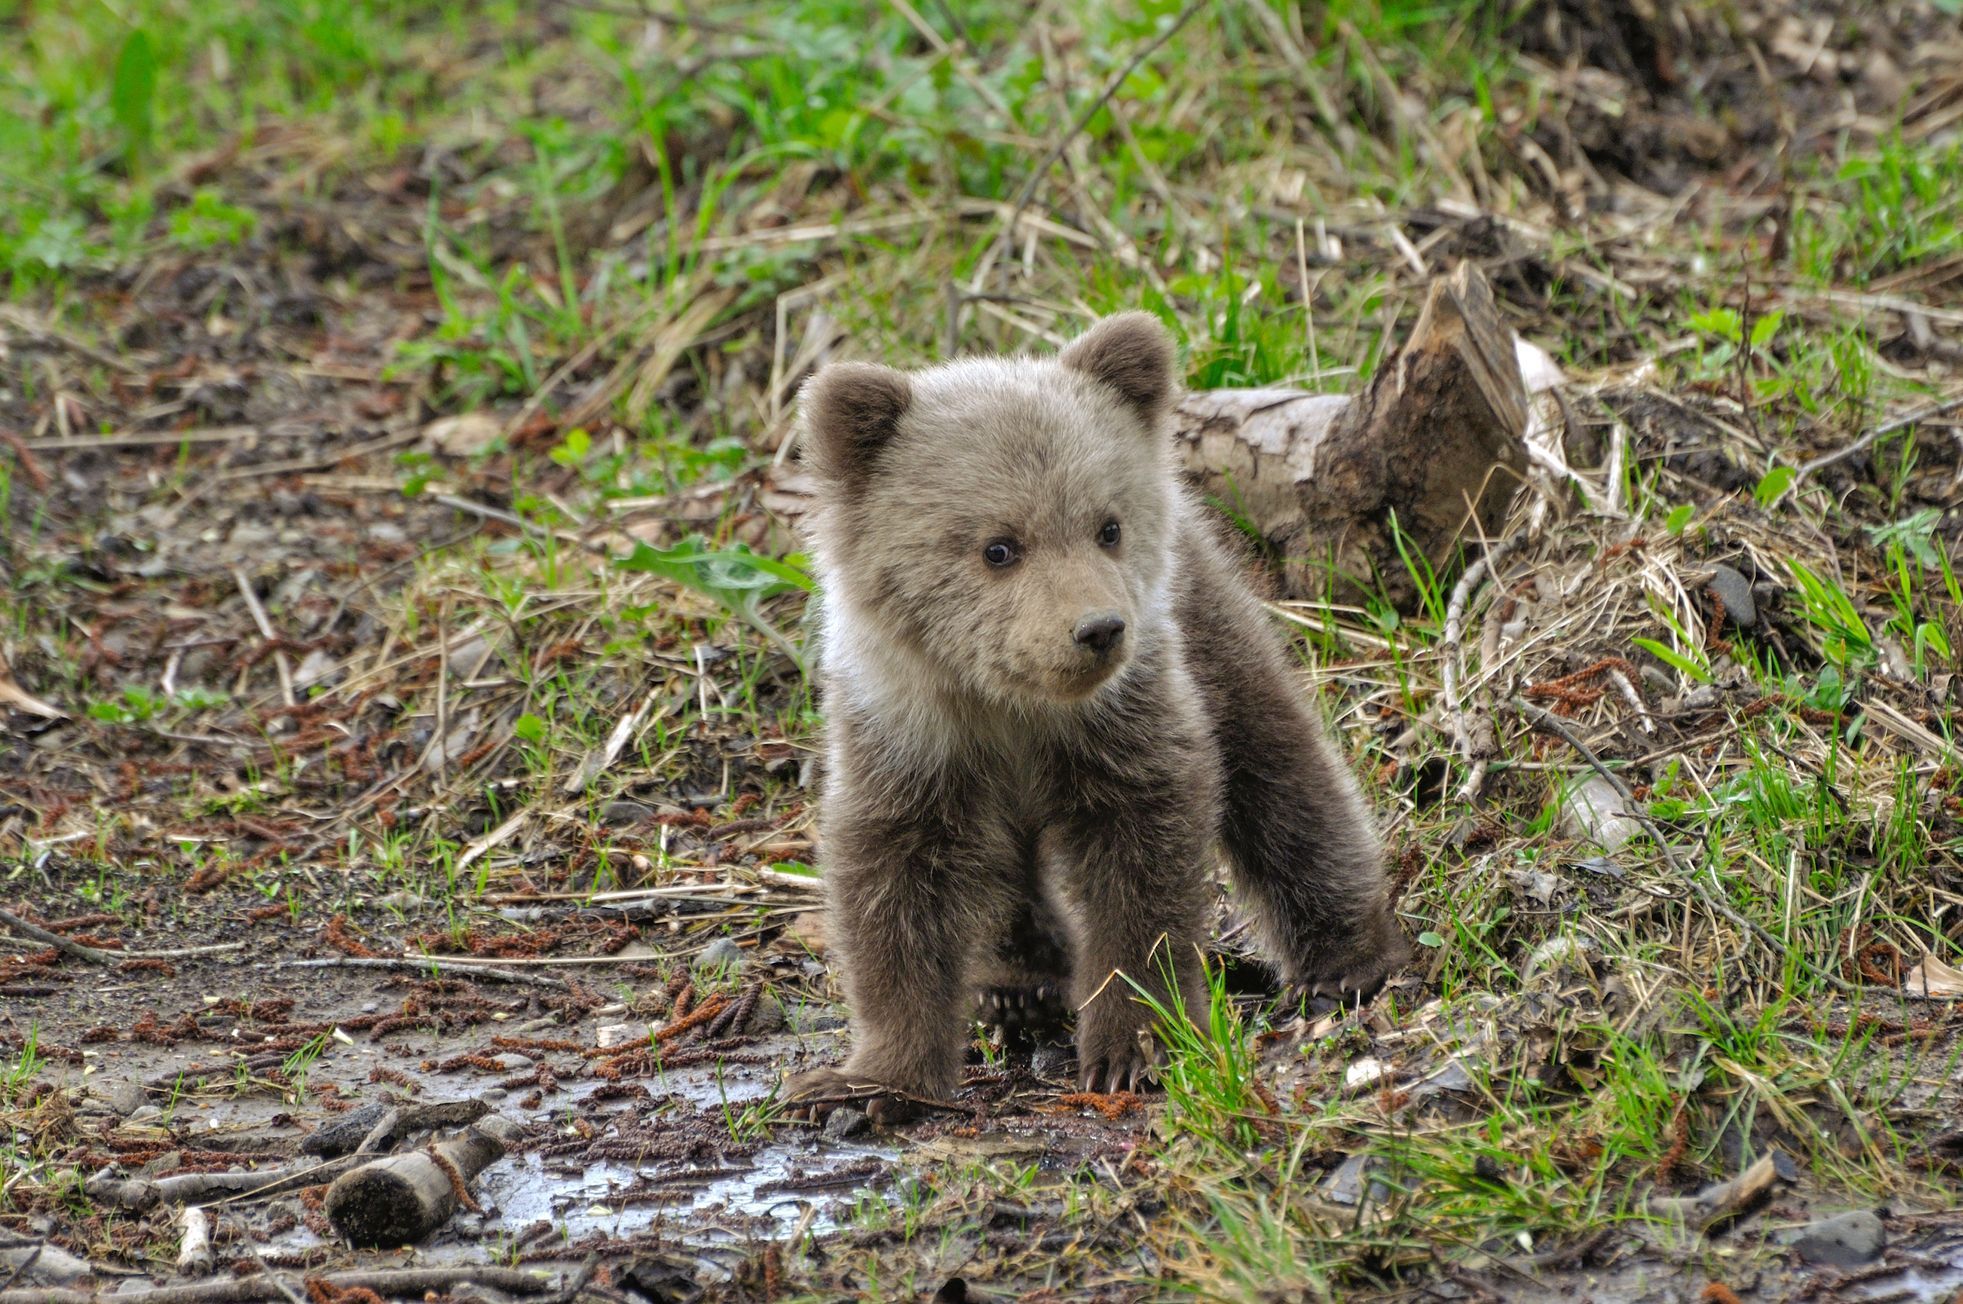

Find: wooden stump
322;1124;508;1248
1173;262;1529;605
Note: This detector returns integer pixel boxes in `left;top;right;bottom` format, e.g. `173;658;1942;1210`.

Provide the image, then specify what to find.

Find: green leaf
1688;307;1742;344
1748;309;1785;349
1416;931;1445;948
111;30;157;162
1753;465;1795;507
1664;503;1694;536
513;713;546;743
549;427;591;468
616;537;813;599
1633;636;1712;684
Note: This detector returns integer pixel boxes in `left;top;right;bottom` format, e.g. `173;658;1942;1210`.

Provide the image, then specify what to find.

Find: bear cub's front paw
1073;999;1161;1093
1291;910;1411;1011
781;1066;923;1125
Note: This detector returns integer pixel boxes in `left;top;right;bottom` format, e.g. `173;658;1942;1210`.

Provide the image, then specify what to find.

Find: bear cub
787;314;1407;1104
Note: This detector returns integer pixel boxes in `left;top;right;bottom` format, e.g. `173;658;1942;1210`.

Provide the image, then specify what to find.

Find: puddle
484;1140;897;1245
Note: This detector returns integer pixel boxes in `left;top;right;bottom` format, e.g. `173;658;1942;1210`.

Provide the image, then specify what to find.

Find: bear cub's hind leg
974;890;1073;1044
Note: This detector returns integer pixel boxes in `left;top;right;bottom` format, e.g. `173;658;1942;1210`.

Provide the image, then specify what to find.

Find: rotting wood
172;1210;210;1279
322;1119;513;1248
87;1157;361;1213
0;1265;557;1304
1172;262;1529;606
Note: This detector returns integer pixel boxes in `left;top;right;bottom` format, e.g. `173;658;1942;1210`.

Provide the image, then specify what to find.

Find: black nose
1073;613;1126;654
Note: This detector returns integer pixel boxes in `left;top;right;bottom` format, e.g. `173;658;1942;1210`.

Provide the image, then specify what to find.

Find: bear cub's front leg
782;799;1010;1111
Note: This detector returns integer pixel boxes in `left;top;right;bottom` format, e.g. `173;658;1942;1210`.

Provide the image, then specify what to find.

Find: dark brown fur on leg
784;761;1018;1107
1049;655;1219;1091
1178;531;1409;999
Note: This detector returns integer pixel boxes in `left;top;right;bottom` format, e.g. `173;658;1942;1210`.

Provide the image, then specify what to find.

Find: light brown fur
787;314;1407;1103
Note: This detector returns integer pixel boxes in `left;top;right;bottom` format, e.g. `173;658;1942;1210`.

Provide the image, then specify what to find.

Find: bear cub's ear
799;361;912;487
1058;312;1176;422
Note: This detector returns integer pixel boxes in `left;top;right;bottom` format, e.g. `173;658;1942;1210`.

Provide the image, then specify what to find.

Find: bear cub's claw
977;983;1069;1043
1289;913;1411;1015
781;1066;923;1126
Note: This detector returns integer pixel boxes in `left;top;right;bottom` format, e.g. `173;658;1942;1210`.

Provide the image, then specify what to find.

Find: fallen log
86;1157;361;1214
0;1239;94;1287
0;1266;557;1304
1173;261;1529;605
322;1119;513;1247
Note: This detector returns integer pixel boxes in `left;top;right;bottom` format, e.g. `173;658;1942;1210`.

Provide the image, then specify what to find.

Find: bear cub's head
800;313;1180;708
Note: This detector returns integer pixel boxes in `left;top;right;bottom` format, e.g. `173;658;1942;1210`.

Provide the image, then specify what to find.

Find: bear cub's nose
1073;613;1126;654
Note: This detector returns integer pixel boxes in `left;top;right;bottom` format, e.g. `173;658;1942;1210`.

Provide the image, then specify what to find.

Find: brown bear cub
786;314;1406;1105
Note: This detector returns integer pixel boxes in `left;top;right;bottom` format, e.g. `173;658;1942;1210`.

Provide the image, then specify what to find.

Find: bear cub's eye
983;539;1021;568
1098;519;1121;547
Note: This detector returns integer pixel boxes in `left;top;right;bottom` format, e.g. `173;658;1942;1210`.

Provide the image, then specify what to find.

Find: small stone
1030;1042;1072;1079
600;800;655;828
1343;1058;1389;1094
126;1105;162;1124
1322;1153;1389;1206
747;995;787;1036
94;1078;145;1117
693;937;747;972
595;1023;638;1049
823;1108;870;1140
1784;1209;1885;1266
1708;565;1756;629
1559;774;1640;853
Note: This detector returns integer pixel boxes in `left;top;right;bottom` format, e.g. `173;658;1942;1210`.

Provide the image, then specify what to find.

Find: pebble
1784;1209;1886;1266
1321;1153;1390;1206
95;1078;145;1117
1708;564;1756;629
600;800;655;827
693;937;747;972
1559;774;1639;853
823;1108;870;1140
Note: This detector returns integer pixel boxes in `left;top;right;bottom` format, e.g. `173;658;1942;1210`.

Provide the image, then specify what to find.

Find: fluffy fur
787;314;1407;1101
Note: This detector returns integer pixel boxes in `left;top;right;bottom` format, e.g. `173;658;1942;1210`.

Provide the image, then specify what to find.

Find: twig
271;957;572;990
1508;696;1858;994
0;1265;558;1304
0;911;240;963
233;570;294;710
1794;391;1963;481
19;426;274;452
1442;533;1521;797
0;910;116;964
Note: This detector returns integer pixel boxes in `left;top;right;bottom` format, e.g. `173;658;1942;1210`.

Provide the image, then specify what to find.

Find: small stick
968;0;1207;299
0;1264;557;1304
1794;391;1963;481
1442;533;1521;781
174;1209;212;1278
0;910;115;964
232;569;294;710
271;957;571;989
0;910;246;964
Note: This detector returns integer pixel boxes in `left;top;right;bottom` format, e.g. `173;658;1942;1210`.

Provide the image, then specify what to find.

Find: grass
4;0;1963;1297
